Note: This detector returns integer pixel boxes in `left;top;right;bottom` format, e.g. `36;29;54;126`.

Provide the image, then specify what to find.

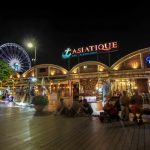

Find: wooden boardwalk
0;104;150;150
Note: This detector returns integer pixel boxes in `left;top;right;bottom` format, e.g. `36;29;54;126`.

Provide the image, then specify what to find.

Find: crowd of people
102;89;144;124
52;88;147;124
54;97;93;118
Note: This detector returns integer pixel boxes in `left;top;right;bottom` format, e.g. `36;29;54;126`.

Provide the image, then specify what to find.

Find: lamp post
27;42;37;77
27;42;37;98
27;42;37;66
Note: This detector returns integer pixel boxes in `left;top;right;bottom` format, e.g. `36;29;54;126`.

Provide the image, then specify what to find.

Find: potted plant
32;95;49;112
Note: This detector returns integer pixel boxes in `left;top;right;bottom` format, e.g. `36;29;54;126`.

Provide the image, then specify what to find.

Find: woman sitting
103;99;119;119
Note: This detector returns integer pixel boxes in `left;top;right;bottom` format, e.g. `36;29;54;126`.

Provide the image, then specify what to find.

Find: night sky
0;3;150;70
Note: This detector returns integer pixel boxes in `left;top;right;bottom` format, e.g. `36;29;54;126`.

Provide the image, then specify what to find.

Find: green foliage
32;95;49;105
0;60;13;81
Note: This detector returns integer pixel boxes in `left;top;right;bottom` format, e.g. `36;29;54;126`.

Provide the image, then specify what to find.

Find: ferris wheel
0;43;31;72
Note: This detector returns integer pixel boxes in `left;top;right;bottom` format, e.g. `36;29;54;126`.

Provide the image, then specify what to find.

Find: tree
0;60;13;81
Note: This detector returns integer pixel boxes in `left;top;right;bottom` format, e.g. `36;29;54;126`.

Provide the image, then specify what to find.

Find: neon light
62;48;72;59
62;42;118;59
146;56;150;64
10;59;21;72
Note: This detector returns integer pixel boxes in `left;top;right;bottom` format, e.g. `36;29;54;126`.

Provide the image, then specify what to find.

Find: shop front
12;47;150;107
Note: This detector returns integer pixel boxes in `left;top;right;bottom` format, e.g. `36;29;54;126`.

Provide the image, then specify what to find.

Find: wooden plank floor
0;104;150;150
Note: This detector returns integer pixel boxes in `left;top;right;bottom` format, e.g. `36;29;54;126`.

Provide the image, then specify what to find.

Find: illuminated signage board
146;56;150;64
62;41;118;59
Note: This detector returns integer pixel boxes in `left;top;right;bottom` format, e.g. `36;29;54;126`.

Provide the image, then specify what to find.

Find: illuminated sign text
62;42;118;59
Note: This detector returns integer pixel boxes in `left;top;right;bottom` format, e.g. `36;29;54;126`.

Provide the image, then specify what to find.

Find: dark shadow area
33;111;52;116
105;120;150;129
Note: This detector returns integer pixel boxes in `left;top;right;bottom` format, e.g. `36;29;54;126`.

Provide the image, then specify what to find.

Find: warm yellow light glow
122;82;125;85
51;71;55;75
63;71;67;74
114;66;119;70
22;74;26;78
27;42;33;48
83;66;87;69
31;73;34;77
17;74;20;78
73;69;77;73
99;67;104;71
132;62;139;69
98;66;104;71
127;82;130;86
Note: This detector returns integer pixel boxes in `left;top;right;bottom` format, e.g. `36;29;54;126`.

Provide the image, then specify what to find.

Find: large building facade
11;47;150;102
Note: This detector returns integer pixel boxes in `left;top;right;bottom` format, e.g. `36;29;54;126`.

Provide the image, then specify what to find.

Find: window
39;68;46;73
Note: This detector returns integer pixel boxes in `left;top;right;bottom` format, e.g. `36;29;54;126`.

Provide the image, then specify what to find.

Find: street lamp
27;42;37;65
26;42;37;98
27;42;37;78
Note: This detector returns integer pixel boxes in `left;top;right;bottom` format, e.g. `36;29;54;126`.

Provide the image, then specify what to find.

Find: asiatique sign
62;41;118;59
